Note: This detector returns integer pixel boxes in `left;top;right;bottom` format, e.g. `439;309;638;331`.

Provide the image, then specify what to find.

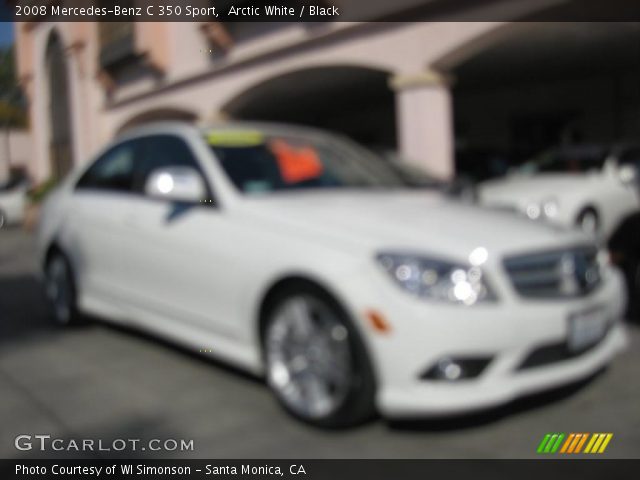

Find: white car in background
0;176;28;228
36;123;627;426
479;145;640;238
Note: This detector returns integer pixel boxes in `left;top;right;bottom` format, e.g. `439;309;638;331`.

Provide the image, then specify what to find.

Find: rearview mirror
144;167;206;203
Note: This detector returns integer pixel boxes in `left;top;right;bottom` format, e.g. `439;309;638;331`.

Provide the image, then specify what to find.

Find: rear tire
45;252;83;326
262;283;376;428
576;208;599;235
0;209;5;229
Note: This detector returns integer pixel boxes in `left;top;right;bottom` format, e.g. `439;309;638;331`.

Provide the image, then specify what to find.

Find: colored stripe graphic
567;433;583;453
550;433;565;453
585;433;613;454
539;433;613;454
598;434;613;453
537;434;552;453
574;433;589;453
559;433;575;453
584;434;598;453
537;433;565;453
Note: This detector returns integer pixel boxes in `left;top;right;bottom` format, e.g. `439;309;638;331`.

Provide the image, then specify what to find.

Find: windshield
207;130;409;195
519;146;608;174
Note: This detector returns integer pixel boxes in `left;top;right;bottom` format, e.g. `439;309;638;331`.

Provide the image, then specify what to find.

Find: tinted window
208;132;406;195
520;146;608;174
76;140;138;192
619;148;640;169
135;135;204;193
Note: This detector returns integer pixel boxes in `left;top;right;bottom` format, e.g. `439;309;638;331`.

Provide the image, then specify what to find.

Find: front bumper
344;265;628;418
378;323;626;417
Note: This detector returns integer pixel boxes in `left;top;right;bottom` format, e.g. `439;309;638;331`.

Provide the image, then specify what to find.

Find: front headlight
542;198;559;218
376;252;497;305
525;197;559;220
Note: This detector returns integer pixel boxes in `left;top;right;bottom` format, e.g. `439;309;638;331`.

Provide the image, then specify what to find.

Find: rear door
68;138;143;305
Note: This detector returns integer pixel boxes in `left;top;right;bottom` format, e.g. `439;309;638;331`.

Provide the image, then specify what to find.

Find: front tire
262;284;375;427
45;252;82;326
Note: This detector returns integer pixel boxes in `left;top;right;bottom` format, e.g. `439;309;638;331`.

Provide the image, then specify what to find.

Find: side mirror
144;167;206;203
618;164;637;186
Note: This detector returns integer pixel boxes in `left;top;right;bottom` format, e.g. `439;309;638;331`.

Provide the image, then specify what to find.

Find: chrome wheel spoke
266;295;352;419
285;298;315;341
301;373;331;416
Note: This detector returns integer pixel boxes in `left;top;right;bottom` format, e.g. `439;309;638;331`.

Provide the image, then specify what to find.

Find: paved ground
1;227;639;459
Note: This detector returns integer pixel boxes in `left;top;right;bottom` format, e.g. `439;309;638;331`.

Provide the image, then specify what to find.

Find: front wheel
45;252;82;326
262;285;375;427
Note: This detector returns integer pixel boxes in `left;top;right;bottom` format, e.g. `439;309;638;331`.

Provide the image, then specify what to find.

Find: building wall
0;129;32;184
29;2;624;183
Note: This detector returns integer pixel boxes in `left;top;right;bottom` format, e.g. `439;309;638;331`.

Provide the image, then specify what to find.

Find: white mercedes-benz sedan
36;123;627;426
479;145;640;239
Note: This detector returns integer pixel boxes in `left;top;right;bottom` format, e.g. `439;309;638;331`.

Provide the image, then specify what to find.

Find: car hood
479;173;588;205
240;190;587;259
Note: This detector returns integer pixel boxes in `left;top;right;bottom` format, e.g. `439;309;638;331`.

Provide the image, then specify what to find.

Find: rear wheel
576;208;599;235
262;285;375;427
0;209;5;229
45;252;82;326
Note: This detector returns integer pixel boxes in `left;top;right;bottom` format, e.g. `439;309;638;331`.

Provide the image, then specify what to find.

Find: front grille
504;246;601;299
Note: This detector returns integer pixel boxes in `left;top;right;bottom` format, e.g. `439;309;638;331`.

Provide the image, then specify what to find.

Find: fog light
421;356;492;381
439;358;463;380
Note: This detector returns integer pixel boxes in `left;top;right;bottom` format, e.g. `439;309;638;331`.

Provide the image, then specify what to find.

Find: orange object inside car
270;139;324;184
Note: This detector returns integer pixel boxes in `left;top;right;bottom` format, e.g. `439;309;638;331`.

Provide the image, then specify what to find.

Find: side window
135;135;205;193
76;140;139;192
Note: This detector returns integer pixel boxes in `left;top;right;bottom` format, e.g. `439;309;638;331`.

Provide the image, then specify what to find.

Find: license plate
567;307;608;352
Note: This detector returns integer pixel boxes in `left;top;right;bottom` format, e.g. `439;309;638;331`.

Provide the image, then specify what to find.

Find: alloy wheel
46;256;73;325
265;295;353;420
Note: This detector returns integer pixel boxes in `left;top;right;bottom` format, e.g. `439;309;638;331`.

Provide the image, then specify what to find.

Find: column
390;69;455;180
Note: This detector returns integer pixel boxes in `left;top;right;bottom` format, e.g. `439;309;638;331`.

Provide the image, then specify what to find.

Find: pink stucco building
12;5;640;183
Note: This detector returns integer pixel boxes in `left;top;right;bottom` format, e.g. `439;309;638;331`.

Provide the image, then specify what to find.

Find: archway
46;31;74;179
222;66;396;150
116;108;199;135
